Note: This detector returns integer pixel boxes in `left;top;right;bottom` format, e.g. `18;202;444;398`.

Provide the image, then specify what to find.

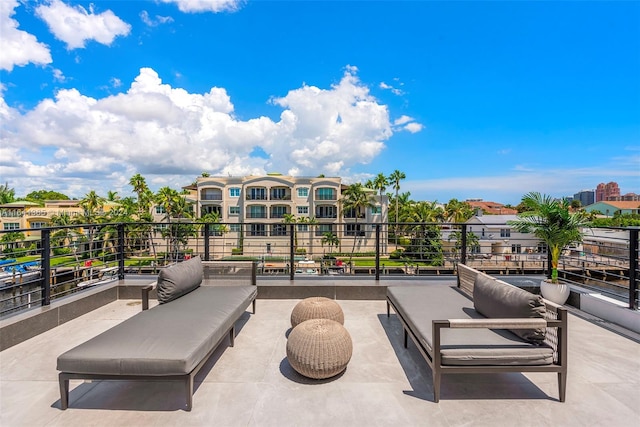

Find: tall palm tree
388;169;406;245
129;174;148;217
282;213;298;250
78;190;106;260
340;183;376;266
373;173;389;201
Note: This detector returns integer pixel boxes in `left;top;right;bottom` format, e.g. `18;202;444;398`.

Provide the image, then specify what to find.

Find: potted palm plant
509;192;590;304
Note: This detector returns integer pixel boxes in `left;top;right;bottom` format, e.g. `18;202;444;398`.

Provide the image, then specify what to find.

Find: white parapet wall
580;292;640;334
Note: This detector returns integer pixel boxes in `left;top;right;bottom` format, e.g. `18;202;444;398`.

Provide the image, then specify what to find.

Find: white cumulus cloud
36;0;131;49
0;0;52;71
160;0;243;13
0;66;398;197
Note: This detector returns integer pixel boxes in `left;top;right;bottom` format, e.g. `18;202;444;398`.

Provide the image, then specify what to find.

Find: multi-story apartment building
595;182;620;202
192;175;388;258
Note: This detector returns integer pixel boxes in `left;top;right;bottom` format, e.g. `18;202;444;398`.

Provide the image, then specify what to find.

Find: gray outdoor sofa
57;256;257;411
387;263;567;402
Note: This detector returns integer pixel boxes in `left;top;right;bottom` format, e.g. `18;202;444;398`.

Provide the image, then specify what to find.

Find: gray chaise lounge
387;263;567;402
57;256;257;410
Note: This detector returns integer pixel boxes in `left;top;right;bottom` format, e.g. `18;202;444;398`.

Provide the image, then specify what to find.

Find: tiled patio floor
1;292;639;426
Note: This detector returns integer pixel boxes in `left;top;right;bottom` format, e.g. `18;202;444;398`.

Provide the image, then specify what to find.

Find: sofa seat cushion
473;273;546;343
157;256;203;304
387;285;554;366
57;286;257;376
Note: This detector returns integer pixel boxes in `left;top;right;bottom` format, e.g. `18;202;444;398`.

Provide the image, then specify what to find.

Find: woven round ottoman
286;318;353;379
290;297;344;328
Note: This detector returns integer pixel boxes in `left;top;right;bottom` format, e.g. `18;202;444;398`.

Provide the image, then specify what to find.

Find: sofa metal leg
252;299;256;314
386;301;390;317
558;372;567;402
229;326;235;347
185;375;194;411
432;369;441;403
403;329;408;348
59;373;69;410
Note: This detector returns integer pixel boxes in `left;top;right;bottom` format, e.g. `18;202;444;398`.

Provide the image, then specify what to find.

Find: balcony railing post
204;223;210;261
628;227;638;310
460;224;467;265
375;223;381;281
117;223;125;280
289;223;295;281
41;229;51;306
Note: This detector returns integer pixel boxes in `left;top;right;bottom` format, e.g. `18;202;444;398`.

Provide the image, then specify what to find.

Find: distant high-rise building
595;182;620;202
573;190;595;207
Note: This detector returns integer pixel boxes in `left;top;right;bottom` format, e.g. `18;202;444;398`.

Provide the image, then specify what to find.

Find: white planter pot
540;281;570;305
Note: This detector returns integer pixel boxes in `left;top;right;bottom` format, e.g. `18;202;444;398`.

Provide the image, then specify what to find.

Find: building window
155;206;166;214
249;224;266;236
30;222;48;229
345;224;364;237
247;187;266;200
316;188;335;200
248;205;267;218
500;229;511;238
343;207;364;219
297;187;309;197
511;244;522;254
316;205;337;219
154;224;169;232
229;224;242;233
3;223;20;230
229;206;240;216
297;224;308;232
271;206;288;218
271;224;288;236
271;188;287;200
297;206;309;215
202;189;222;200
229;187;240;197
316;224;334;236
371;206;381;215
202;205;222;216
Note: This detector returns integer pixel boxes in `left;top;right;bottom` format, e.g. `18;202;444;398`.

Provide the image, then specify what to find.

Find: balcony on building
315;187;337;201
270;205;291;219
246;187;268;201
201;188;223;201
315;205;337;219
270;187;291;201
246;205;267;219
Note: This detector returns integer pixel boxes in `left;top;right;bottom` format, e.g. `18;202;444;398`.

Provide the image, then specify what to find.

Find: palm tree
340;183;376;266
373;173;388;201
0;182;16;204
321;232;340;254
444;199;474;223
388;170;406;245
508;192;590;284
303;216;318;257
282;213;298;251
78;190;106;260
129;174;149;218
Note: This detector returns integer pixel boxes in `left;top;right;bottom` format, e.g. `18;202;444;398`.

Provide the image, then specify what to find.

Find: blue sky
1;0;638;205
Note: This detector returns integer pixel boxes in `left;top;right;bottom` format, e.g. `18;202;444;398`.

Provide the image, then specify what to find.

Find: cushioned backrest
157;256;203;304
473;273;546;343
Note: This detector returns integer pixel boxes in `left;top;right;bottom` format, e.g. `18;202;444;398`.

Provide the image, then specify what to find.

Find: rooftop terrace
1;277;639;427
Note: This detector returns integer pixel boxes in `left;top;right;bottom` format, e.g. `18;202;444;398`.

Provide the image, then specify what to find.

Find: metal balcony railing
1;222;637;318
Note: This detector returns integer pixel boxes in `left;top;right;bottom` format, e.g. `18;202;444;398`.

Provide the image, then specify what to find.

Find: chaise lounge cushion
57;286;257;376
157;256;203;304
473;274;546;343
